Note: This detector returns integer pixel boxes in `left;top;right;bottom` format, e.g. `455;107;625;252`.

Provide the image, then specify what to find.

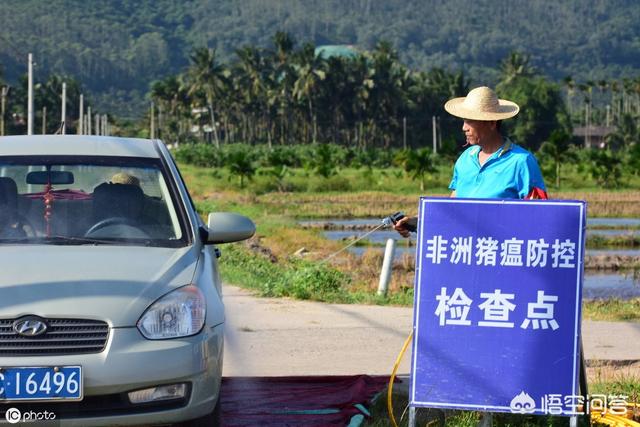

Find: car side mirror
205;212;255;244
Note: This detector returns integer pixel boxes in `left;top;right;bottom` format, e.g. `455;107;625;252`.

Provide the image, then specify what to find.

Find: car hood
0;245;198;327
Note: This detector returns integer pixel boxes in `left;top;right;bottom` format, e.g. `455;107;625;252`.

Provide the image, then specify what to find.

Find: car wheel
179;397;221;427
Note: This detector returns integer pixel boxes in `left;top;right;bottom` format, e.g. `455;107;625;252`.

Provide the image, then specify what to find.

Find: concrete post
27;53;34;135
377;239;396;296
78;94;83;135
150;102;155;139
61;82;66;134
1;86;7;136
41;107;46;134
87;107;92;135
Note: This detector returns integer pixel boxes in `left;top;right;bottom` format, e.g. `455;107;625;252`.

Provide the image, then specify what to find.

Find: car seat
0;177;26;237
91;182;145;224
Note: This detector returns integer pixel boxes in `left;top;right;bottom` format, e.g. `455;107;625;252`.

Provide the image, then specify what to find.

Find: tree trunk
209;104;220;149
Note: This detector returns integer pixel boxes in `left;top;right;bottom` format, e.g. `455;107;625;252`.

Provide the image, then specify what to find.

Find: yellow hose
591;407;640;427
388;330;414;427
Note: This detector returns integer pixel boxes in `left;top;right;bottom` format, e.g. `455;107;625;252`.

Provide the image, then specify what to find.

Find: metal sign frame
410;197;586;416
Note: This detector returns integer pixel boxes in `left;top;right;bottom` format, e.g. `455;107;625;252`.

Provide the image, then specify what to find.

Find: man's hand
394;216;418;238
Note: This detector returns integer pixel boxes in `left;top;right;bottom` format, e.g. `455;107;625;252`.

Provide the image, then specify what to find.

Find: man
395;86;546;237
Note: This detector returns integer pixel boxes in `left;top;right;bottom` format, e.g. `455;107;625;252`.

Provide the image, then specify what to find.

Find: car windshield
0;156;189;247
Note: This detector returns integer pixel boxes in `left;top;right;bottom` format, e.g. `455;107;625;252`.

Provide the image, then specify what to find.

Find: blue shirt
448;139;546;199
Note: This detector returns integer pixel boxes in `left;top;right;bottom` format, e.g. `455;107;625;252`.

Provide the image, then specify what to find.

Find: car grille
0;318;109;355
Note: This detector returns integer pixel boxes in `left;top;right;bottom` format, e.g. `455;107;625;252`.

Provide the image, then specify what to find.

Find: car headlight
137;285;206;339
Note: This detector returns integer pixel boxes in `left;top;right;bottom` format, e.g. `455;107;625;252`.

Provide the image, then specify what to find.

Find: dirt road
222;285;640;377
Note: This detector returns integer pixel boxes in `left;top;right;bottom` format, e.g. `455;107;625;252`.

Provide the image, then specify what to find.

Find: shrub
219;244;350;301
173;143;222;167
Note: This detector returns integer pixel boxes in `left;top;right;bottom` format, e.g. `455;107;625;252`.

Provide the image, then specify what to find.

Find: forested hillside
0;0;638;116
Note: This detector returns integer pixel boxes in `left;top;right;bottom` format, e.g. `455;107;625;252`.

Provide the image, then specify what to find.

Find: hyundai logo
13;317;48;337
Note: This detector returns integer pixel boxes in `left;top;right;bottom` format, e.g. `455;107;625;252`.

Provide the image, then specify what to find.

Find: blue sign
410;198;586;416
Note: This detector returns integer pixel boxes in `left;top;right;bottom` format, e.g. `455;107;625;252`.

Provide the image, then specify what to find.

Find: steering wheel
0;214;37;238
84;217;148;237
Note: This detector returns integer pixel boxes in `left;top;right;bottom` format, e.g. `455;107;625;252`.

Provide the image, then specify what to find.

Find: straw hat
444;86;519;121
110;172;140;186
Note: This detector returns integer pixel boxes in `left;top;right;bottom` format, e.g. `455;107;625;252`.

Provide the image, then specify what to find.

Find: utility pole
432;115;437;154
27;53;34;135
87;107;92;135
95;113;99;136
584;103;589;148
150;102;155;139
78;94;83;135
158;105;162;140
61;82;66;134
1;86;7;136
42;106;46;134
437;116;442;150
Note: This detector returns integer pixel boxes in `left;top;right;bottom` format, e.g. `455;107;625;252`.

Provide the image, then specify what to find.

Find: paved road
222;285;640;377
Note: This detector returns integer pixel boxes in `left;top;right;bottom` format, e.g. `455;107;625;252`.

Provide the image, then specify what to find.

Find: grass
364;370;640;426
179;163;640;321
219;243;415;305
586;234;640;249
582;298;640;321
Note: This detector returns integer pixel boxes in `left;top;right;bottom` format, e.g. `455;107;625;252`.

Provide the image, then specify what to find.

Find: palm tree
370;41;405;147
397;148;436;191
272;31;297;145
150;75;192;142
226;146;256;188
235;45;277;146
538;130;575;188
606;113;639;150
307;144;338;178
293;43;326;144
562;76;575;116
186;47;229;147
499;51;535;85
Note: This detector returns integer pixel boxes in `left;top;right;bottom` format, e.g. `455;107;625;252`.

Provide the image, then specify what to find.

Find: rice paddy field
179;163;640;321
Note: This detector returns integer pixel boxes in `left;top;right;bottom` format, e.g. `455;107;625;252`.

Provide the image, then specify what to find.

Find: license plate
0;366;82;401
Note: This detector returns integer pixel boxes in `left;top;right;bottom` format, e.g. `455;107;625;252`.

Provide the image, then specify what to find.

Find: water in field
588;218;640;227
310;217;640;299
582;272;640;299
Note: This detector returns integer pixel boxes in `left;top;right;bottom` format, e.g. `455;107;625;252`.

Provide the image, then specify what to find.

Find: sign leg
478;412;493;427
408;406;416;427
579;338;590;425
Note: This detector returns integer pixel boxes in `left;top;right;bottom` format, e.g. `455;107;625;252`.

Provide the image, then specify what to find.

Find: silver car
0;135;255;426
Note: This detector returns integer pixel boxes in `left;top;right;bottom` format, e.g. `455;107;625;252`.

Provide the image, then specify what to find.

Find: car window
0;157;189;247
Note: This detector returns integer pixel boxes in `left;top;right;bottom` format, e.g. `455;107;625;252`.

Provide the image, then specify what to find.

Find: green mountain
1;0;638;117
